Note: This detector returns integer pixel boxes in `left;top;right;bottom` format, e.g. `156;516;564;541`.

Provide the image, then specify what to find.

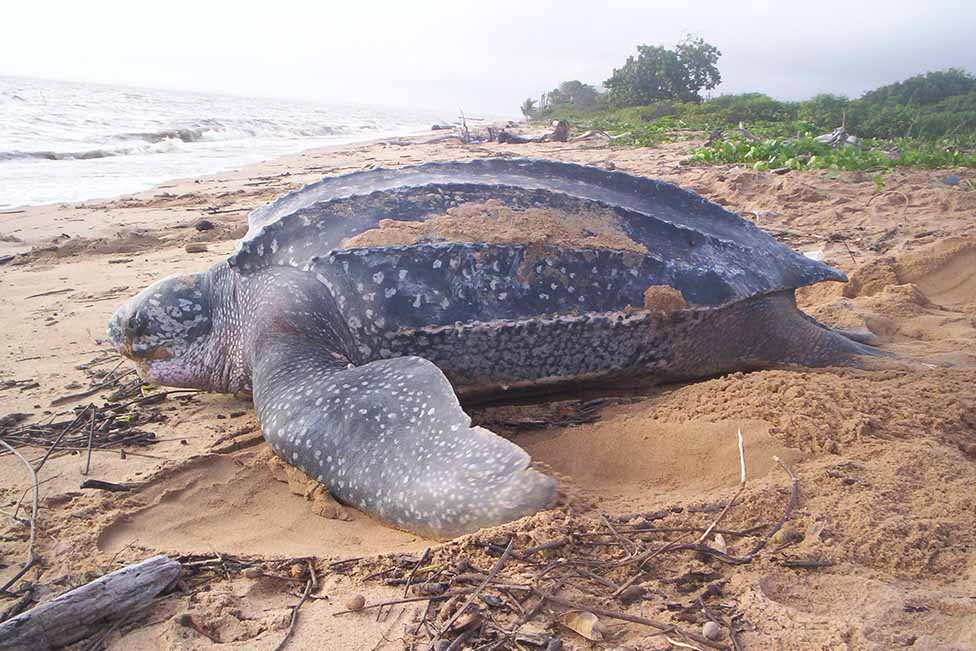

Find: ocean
0;76;445;208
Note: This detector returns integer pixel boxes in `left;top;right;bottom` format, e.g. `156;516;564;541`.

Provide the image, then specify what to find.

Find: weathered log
547;120;570;142
0;555;181;651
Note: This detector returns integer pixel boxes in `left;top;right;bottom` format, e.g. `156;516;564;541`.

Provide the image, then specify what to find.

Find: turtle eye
126;313;147;340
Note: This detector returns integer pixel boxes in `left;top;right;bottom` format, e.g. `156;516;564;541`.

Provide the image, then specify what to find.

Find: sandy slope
1;134;974;651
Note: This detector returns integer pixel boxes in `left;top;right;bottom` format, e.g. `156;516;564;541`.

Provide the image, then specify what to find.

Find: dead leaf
713;533;727;554
449;610;483;632
560;610;607;641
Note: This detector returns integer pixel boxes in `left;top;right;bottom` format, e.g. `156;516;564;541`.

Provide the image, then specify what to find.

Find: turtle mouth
134;345;172;362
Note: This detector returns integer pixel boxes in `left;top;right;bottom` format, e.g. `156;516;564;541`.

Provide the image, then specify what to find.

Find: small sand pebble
617;585;645;604
344;594;366;611
703;621;722;640
185;243;209;253
772;524;800;545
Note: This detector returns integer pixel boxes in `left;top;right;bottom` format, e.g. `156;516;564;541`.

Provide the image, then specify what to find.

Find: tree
520;98;537;119
535;81;602;113
675;37;722;98
554;80;601;110
604;37;722;108
798;94;850;130
860;69;975;107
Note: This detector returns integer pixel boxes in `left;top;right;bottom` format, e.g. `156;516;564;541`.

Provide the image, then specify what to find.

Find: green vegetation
525;64;976;170
689;136;976;171
604;37;721;106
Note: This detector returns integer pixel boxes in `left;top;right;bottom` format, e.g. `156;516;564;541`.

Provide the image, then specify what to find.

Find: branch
0;439;37;594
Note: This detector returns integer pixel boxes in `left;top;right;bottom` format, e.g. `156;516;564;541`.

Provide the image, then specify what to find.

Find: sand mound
800;235;976;366
342;199;649;253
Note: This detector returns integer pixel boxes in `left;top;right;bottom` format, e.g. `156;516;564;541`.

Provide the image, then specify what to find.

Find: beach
1;133;975;650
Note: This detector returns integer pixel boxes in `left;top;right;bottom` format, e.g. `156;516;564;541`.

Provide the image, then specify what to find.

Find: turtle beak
107;307;131;356
108;308;172;362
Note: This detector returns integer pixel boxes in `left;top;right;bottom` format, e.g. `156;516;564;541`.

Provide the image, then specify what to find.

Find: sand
342;199;649;254
1;133;974;651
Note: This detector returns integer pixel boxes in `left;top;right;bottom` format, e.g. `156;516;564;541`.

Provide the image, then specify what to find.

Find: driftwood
0;555;181;651
815;126;868;149
491;120;571;145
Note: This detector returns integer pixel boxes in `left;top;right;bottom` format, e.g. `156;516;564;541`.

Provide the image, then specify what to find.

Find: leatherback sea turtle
107;159;877;538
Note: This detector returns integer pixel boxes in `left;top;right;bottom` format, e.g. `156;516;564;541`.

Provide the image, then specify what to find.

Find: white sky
3;0;974;116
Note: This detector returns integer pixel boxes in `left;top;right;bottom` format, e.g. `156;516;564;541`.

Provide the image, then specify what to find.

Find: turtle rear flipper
252;337;556;539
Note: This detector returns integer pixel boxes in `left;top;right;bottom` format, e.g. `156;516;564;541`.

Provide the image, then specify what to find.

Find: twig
80;479;132;492
427;538;515;650
445;628;476;651
781;558;833;569
0;586;34;623
698;429;747;544
272;561;315;651
25;288;74;299
369;607;406;651
51;370;133;406
543;594;729;651
334;592;461;615
653;456;801;565
403;548;432;597
579;524;766;538
744;456;799;558
0;439;38;594
600;513;636;558
82;406;96;475
33;404;93;473
328;557;362;569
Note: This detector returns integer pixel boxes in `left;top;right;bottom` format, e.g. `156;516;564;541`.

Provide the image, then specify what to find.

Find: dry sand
1;133;974;651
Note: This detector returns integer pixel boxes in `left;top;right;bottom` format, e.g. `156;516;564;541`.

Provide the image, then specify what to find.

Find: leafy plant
604;36;721;107
689;135;976;171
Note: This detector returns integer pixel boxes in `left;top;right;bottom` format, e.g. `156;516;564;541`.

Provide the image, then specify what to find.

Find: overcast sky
3;0;974;116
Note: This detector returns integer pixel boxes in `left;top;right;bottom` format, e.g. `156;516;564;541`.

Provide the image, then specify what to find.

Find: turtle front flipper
251;337;556;539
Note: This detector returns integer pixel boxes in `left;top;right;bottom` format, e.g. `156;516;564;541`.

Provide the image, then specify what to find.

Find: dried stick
600;513;636;558
369;606;406;651
613;431;749;595
334;592;461;615
657;455;800;566
427;538;515;650
744;456;799;559
82;407;96;475
403;548;432;597
580;525;766;538
698;429;746;544
272;561;315;651
543;594;729;651
33;404;92;473
0;439;38;594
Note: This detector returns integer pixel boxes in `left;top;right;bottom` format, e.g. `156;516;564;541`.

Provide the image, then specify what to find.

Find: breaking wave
0;75;444;207
0;138;182;161
118;120;339;144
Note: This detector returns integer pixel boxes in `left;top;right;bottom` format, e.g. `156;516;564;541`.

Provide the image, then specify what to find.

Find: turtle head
108;271;221;390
